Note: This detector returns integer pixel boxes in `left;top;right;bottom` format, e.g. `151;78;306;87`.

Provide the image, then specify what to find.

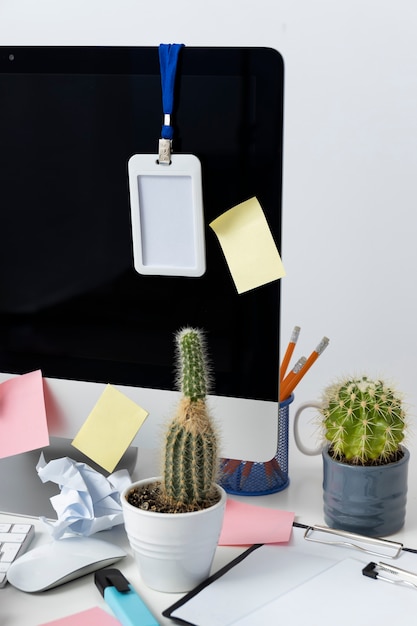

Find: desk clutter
3;509;417;625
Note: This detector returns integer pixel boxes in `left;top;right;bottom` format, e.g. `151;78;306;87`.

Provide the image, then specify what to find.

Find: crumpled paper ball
36;454;132;539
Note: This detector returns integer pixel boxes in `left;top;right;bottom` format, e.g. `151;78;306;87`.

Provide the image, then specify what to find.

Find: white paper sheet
234;558;416;625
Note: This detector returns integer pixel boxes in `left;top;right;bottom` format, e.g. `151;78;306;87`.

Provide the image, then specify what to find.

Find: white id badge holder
128;44;206;277
128;152;205;277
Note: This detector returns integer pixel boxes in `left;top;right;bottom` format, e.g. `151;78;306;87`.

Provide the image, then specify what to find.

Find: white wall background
1;0;417;420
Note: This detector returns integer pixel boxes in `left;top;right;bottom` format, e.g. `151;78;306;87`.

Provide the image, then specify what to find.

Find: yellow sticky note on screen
71;385;148;473
210;197;286;294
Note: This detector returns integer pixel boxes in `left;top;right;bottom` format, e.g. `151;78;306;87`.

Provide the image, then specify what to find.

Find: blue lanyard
159;43;184;141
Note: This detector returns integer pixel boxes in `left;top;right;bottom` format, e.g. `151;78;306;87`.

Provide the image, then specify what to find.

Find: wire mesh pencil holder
218;394;293;496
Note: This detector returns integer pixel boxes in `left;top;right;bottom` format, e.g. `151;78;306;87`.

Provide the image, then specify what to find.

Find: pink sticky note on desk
39;606;121;625
0;369;49;458
219;499;295;545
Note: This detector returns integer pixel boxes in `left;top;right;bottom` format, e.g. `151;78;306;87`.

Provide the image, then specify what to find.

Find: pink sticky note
219;499;295;545
0;369;49;458
39;606;121;625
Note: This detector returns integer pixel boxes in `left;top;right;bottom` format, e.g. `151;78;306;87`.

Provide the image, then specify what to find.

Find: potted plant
318;375;409;537
121;327;226;593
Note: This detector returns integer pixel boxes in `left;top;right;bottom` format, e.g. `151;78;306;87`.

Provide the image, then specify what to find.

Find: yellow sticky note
71;385;148;473
210;197;286;294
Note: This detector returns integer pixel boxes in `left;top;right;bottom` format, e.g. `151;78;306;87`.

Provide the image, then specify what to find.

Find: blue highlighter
95;568;159;626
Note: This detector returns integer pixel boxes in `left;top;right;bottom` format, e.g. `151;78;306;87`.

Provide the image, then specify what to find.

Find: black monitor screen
0;46;284;401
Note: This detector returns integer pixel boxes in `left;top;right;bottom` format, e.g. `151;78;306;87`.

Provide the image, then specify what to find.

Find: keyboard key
0;524;12;533
11;525;32;534
0;533;27;543
0;523;34;587
1;544;21;562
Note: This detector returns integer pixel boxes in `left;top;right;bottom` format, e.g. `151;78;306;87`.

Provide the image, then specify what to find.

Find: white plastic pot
121;477;227;593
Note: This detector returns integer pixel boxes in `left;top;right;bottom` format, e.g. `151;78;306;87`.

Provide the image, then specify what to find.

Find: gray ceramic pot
322;445;409;537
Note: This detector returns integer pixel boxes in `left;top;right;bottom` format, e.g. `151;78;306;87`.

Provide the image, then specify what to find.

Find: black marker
95;568;159;626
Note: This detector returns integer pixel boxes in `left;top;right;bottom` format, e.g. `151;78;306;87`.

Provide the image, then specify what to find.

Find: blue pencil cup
218;394;293;496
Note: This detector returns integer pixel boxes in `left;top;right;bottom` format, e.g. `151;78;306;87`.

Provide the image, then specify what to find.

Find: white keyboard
0;523;35;587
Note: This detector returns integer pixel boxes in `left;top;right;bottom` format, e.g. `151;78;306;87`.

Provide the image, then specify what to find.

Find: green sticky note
71;384;148;472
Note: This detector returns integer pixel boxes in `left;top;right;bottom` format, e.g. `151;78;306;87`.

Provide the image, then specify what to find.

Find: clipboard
163;523;417;626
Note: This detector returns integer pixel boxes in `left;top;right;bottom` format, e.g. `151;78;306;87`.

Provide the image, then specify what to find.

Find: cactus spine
162;328;219;507
321;375;406;465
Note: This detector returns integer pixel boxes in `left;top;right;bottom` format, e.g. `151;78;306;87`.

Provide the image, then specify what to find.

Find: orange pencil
280;336;329;400
279;356;306;401
240;461;254;487
222;458;242;475
280;326;301;383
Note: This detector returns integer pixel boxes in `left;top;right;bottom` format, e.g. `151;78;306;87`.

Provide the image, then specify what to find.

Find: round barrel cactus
321;375;406;464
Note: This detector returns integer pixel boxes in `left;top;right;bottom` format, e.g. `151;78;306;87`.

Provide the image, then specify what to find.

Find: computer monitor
0;46;284;471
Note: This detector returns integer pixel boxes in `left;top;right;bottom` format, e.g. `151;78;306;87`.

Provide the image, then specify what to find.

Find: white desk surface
2;436;417;626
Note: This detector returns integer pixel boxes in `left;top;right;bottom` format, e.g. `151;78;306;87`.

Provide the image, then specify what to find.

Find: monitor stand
0;438;138;519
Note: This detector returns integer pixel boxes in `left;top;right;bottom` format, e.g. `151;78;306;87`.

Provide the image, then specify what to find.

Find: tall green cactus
321;375;407;464
162;328;219;507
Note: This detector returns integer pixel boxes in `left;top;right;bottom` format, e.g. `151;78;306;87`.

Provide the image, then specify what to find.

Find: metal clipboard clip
304;525;403;559
363;561;417;589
